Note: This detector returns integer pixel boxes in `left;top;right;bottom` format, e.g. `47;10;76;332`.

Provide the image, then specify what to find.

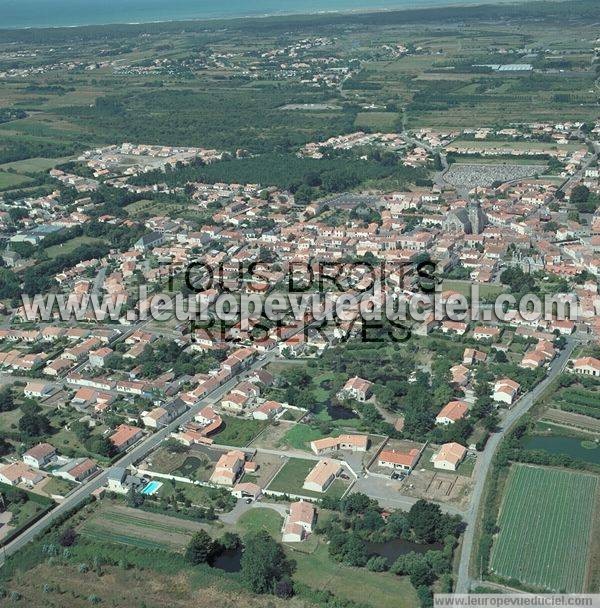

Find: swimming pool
140;480;163;495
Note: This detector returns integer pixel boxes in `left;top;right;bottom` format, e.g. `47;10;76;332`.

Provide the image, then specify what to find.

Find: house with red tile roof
337;376;373;402
282;500;316;543
436;400;469;425
432;442;467;471
493;378;521;405
571;356;600;377
378;448;421;472
109;424;143;452
23;443;56;468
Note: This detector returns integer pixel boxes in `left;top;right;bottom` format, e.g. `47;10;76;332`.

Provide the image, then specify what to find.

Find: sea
0;0;518;30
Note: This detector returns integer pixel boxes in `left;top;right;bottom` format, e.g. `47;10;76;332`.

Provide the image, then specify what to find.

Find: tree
0;387;15;412
407;500;443;543
59;527;77;547
241;530;294;594
0;268;20;299
19;412;51;438
219;532;241;550
185;530;214;565
367;555;389;572
340;492;373;516
84;435;115;457
0;437;11;456
126;486;145;509
570;185;589;204
274;578;294;598
416;585;433;608
410;561;435;588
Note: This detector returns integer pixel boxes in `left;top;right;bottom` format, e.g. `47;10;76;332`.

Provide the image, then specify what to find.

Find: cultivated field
491;464;598;592
78;503;211;552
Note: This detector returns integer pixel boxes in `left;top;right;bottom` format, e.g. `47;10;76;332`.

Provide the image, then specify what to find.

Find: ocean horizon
0;0;522;30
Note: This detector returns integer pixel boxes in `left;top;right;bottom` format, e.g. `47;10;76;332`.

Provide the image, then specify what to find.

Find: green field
0;156;73;173
0;171;33;190
354;111;398;130
44;236;106;259
212;415;267;447
491;464;598;592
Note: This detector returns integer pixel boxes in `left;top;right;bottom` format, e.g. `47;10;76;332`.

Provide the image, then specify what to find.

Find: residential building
302;458;342;493
432;443;467;471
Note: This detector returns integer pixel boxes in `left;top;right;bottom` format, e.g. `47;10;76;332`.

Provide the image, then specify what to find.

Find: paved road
0;349;279;567
455;337;577;593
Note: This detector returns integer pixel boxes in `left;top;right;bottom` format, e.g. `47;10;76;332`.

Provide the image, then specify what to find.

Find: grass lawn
44;236;106;259
279;424;328;450
0;407;22;434
235;508;283;538
213;415;267;447
291;542;419;608
267;457;350;500
490;464;598;592
43;476;77;497
155;478;235;512
172;455;214;482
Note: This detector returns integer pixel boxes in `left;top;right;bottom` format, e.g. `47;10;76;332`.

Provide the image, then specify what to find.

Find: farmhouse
302;458;342;493
282;500;316;542
432;442;467;471
0;462;46;487
232;482;262;500
253;400;284;420
378;448;421;472
109;424;143;452
571;357;600;377
493;378;521;405
22;443;56;468
54;458;98;483
337;376;373;402
210;450;245;486
463;348;487;365
23;381;54;399
435;400;469;425
473;326;501;341
310;434;369;455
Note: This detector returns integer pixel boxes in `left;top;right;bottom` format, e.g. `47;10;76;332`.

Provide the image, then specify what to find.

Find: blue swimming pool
140;480;163;495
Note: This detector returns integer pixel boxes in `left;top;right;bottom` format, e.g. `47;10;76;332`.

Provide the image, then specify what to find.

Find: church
443;200;487;235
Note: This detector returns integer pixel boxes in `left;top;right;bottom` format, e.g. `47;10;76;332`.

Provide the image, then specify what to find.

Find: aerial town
0;0;599;606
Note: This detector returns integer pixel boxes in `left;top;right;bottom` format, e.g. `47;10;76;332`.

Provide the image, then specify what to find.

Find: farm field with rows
491;464;598;592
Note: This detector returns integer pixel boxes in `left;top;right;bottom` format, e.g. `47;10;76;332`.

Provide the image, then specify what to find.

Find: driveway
219;498;288;525
351;476;465;516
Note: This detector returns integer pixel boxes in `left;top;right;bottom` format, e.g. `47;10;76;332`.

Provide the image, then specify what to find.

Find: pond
523;434;600;465
327;402;358;420
365;538;442;565
211;546;243;572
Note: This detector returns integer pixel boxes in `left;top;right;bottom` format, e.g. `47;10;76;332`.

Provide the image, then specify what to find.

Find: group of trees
18;400;52;439
319;495;461;607
185;529;295;597
570;184;599;214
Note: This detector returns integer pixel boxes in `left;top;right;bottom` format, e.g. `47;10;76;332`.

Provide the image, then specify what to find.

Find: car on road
245;498;253;504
